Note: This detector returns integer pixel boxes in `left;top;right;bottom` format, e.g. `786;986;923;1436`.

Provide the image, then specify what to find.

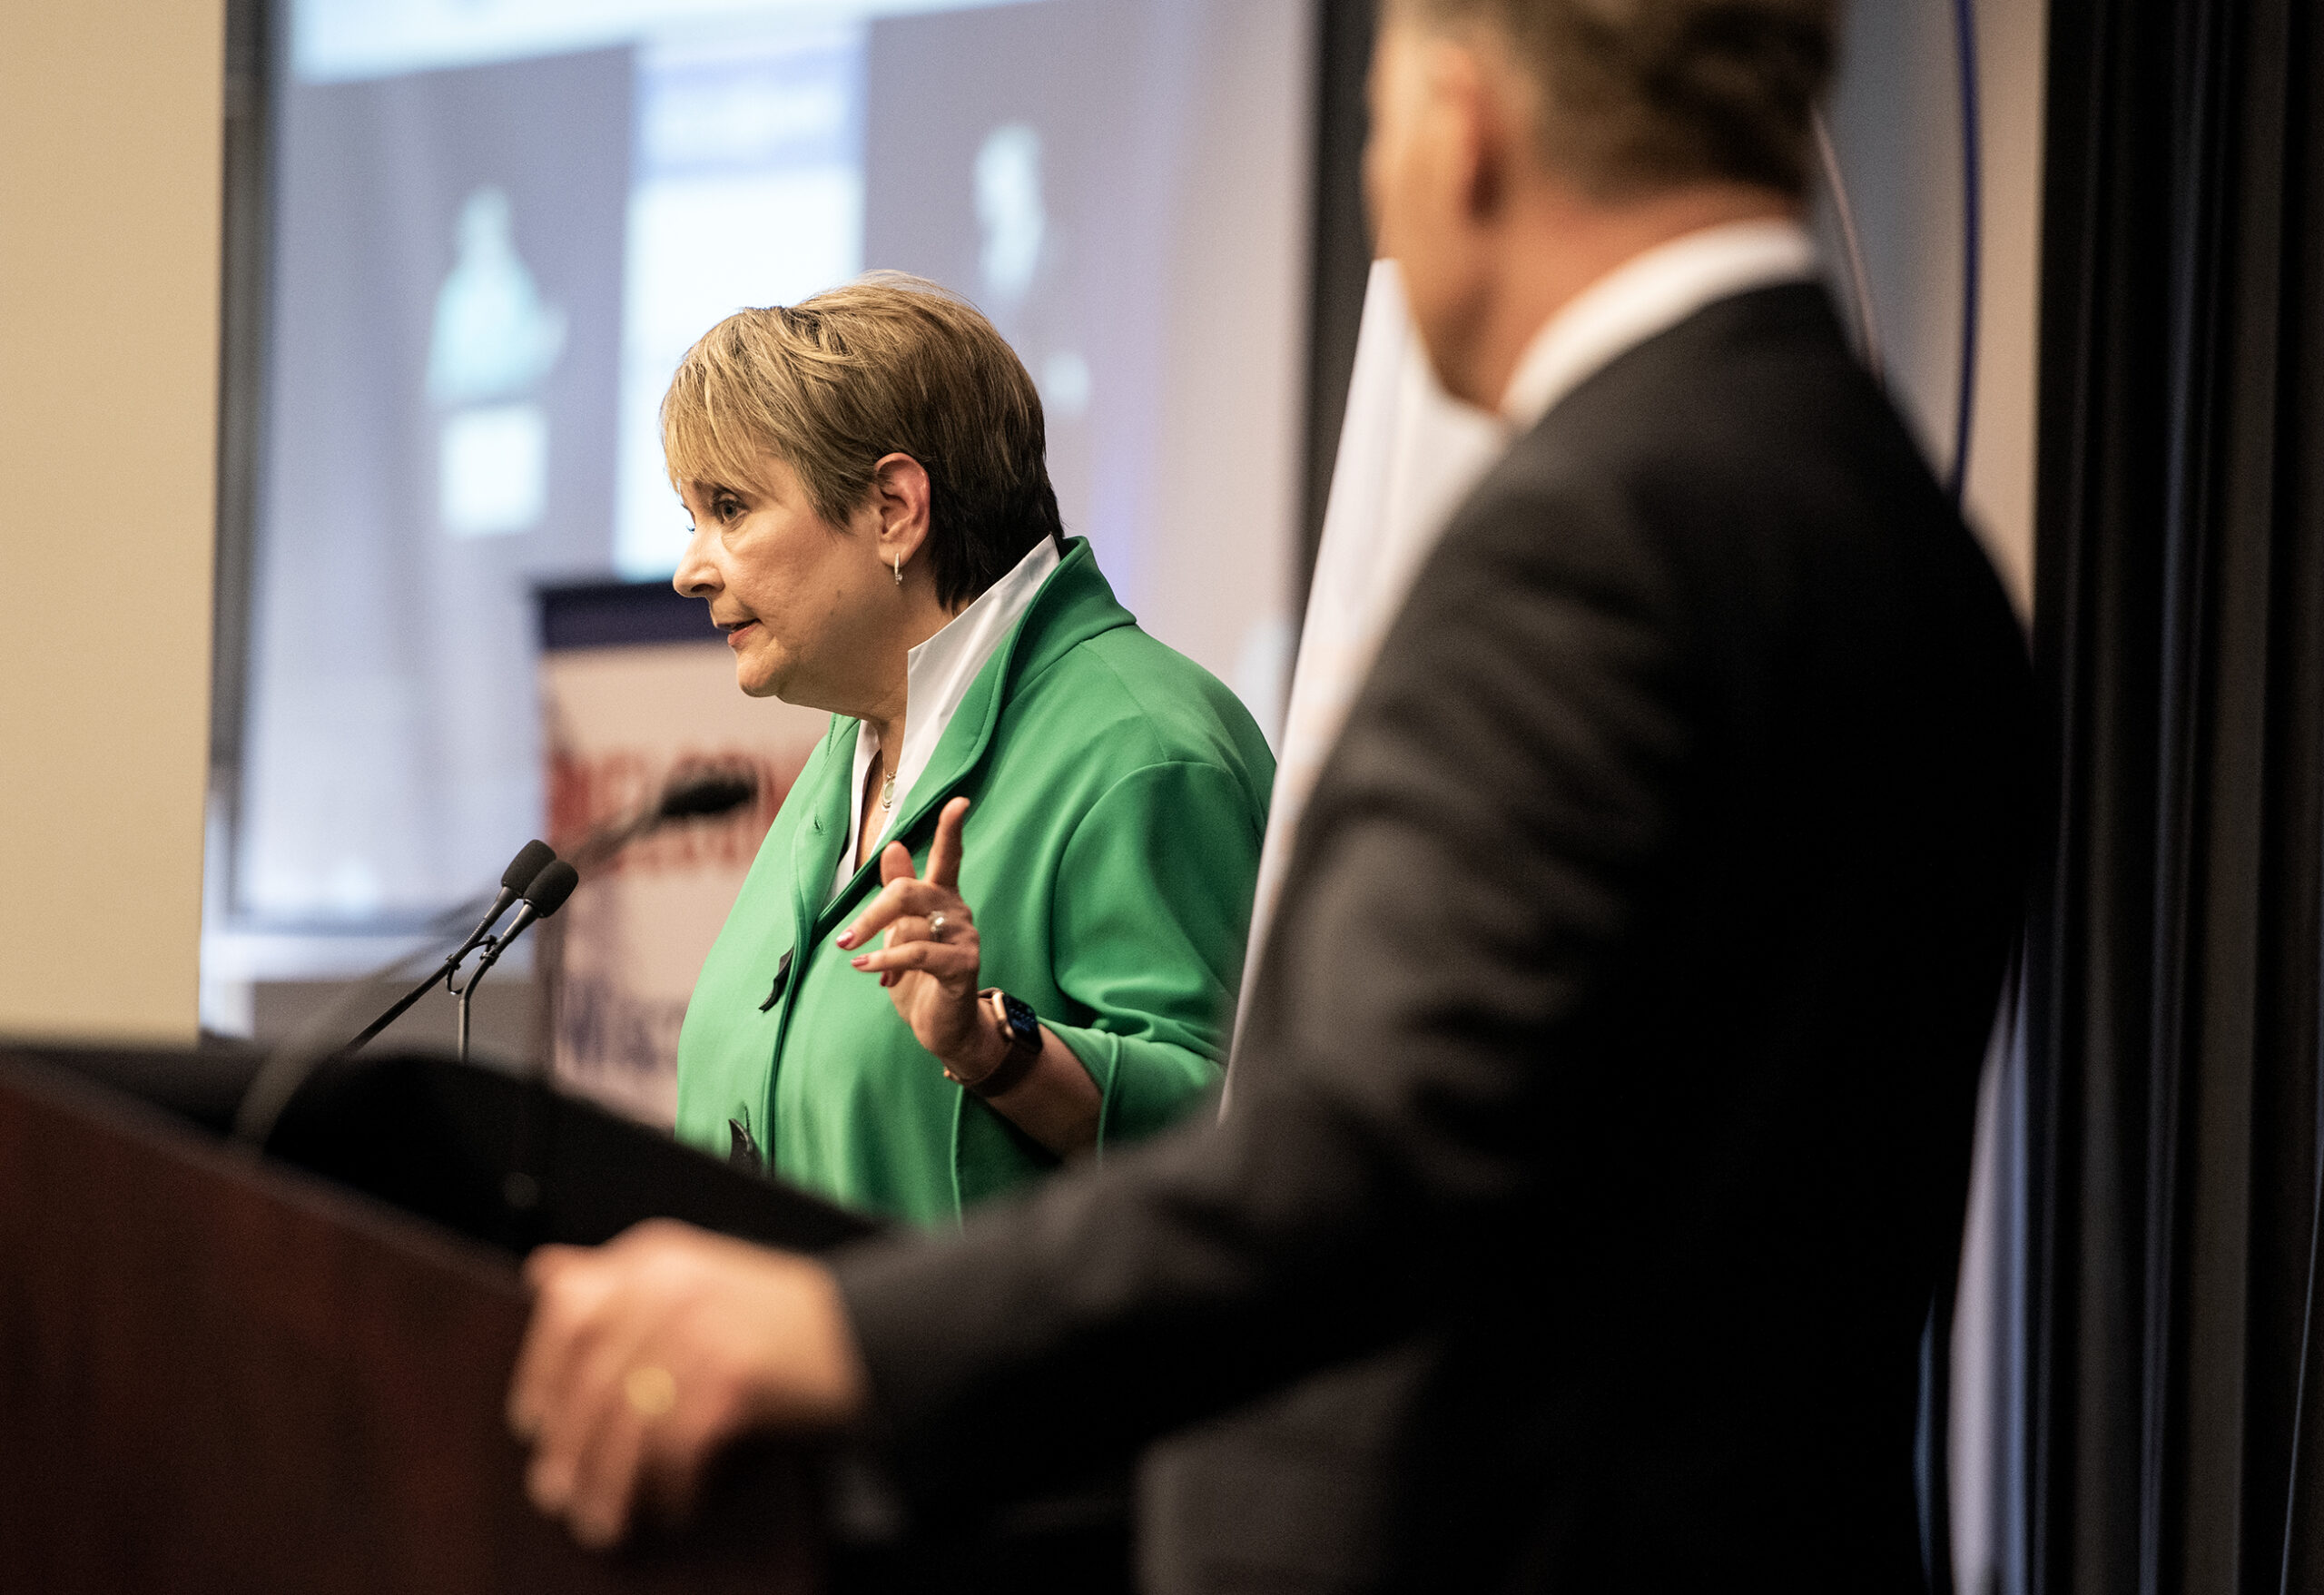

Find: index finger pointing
926;797;970;892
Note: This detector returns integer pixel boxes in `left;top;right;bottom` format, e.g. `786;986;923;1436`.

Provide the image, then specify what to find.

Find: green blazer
674;539;1275;1226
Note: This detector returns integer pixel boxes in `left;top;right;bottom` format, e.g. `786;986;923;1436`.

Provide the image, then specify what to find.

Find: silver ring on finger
927;911;949;941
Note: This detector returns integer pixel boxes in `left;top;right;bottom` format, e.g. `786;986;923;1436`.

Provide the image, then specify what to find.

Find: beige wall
1824;0;2045;620
1964;0;2046;619
0;1;224;1041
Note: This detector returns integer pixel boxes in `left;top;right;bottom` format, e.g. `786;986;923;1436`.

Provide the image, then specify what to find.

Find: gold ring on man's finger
625;1365;676;1419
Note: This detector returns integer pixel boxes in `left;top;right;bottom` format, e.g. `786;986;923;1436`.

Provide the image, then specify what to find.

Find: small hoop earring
892;555;903;586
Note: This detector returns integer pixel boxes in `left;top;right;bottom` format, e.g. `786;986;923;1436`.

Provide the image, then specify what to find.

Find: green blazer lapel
792;719;857;931
876;537;1137;860
812;679;992;940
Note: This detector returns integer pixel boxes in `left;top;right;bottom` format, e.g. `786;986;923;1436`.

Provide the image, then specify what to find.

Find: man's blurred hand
507;1219;867;1548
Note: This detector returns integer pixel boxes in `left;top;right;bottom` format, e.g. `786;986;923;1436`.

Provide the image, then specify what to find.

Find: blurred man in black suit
508;2;2034;1590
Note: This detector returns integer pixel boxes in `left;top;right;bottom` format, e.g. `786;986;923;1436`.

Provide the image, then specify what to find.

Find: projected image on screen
234;0;1305;937
614;26;865;576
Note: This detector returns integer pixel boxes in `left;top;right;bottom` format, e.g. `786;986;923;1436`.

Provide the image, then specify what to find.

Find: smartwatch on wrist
952;987;1040;1097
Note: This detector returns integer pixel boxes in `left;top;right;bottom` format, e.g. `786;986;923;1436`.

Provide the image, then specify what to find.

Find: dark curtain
2025;0;2324;1592
1296;0;1379;618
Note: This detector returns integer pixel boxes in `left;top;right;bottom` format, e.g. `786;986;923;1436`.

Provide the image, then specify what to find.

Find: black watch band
961;987;1041;1098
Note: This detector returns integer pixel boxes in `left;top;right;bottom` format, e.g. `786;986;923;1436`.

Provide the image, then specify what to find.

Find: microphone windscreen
657;769;758;820
522;859;582;917
501;839;557;892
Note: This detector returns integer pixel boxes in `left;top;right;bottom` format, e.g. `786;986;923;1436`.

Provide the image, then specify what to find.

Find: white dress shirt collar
1499;217;1818;436
839;534;1062;892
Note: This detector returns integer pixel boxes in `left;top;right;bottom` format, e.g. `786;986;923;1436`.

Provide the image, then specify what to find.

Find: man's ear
867;452;933;567
1443;36;1526;228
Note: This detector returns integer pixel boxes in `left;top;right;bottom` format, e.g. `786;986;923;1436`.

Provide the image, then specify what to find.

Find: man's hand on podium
507;1220;868;1548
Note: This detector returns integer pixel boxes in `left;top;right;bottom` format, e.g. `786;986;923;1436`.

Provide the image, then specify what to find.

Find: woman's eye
714;496;743;522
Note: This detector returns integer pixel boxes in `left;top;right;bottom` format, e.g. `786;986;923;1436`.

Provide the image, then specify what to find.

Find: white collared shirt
1498;218;1818;435
836;534;1063;896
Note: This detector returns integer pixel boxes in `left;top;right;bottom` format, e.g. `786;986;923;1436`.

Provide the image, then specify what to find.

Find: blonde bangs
655;276;1062;606
660;323;798;500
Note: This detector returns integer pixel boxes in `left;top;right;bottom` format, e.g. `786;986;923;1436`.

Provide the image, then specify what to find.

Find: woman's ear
868;453;933;570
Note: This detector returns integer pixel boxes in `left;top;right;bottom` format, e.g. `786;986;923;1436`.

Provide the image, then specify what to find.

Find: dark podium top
0;1040;872;1594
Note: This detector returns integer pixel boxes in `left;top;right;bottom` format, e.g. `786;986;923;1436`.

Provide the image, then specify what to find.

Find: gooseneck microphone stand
448;861;579;1065
231;841;564;1147
336;840;559;1056
231;766;757;1151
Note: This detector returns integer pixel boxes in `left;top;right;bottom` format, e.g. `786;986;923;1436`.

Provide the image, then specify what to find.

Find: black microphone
566;767;759;871
656;768;757;821
466;860;581;984
236;842;568;1147
452;861;580;1066
449;838;556;965
343;841;556;1054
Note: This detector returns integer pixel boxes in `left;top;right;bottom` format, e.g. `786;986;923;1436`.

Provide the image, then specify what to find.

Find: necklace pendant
880;773;896;810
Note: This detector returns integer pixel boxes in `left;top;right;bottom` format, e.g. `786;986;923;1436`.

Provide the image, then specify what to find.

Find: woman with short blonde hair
666;274;1272;1225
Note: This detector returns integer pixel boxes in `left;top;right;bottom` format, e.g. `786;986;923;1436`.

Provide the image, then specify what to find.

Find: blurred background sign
535;584;826;1127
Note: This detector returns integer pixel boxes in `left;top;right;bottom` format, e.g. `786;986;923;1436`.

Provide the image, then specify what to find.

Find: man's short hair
1400;0;1837;199
662;272;1063;610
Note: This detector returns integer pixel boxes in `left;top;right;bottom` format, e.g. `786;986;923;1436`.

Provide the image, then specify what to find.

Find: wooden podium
0;1041;871;1594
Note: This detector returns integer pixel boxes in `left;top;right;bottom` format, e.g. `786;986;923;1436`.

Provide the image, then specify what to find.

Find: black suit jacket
835;284;2035;1593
